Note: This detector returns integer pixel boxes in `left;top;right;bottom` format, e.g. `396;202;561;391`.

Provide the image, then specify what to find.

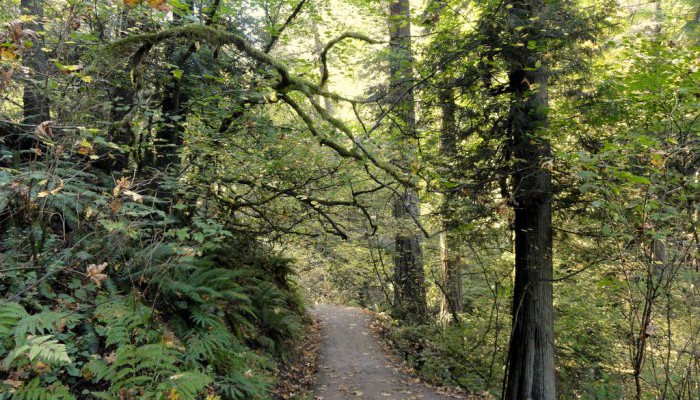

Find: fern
217;372;269;400
156;371;213;399
182;326;240;366
12;310;76;341
3;335;72;368
0;302;28;339
93;296;154;347
85;343;212;399
250;282;303;357
11;378;74;400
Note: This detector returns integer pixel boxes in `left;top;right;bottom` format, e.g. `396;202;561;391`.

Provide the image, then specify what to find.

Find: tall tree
438;87;462;322
387;0;427;319
501;0;555;397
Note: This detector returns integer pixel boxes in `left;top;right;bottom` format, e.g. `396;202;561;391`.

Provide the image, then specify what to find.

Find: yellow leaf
81;75;93;83
50;179;64;195
37;191;50;198
113;177;130;197
0;47;17;61
166;388;180;400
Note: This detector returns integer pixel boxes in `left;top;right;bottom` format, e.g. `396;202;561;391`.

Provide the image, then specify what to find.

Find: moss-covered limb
279;93;364;161
110;25;414;188
109;24;293;85
302;92;417;188
109;24;371;106
320;32;382;87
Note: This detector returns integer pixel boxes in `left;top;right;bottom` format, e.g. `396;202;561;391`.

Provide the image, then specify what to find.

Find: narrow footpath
312;304;459;400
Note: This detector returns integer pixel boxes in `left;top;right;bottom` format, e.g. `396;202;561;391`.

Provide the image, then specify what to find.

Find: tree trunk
143;2;193;175
438;88;462;323
105;11;136;174
393;188;427;319
503;49;556;400
21;0;50;127
388;0;427;320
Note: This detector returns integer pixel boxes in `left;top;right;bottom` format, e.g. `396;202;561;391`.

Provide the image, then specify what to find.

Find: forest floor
312;304;464;400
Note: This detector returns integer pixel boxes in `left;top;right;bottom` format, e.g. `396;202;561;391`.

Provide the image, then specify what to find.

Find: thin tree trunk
143;2;193;174
21;0;50;127
388;0;427;320
438;87;462;323
105;10;135;173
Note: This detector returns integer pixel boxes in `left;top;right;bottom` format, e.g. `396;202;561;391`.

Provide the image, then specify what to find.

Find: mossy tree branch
110;24;415;188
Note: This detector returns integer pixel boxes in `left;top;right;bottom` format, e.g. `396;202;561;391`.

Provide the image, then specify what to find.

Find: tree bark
503;2;556;393
388;0;427;320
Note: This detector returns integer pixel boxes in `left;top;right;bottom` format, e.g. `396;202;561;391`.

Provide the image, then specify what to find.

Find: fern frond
94;296;154;346
12;310;62;340
0;302;28;339
157;371;212;398
3;335;71;369
12;378;74;400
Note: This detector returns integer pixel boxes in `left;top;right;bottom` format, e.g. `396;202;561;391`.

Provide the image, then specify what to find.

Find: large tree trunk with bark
504;62;555;400
503;3;556;393
388;0;427;320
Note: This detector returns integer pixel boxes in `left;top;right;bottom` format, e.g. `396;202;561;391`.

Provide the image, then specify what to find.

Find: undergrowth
0;125;307;399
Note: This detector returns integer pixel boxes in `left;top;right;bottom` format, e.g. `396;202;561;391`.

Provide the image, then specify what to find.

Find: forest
0;0;697;398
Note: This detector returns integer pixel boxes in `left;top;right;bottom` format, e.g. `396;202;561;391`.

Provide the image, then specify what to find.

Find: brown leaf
110;199;123;213
113;177;131;197
122;189;143;203
34;120;54;139
55;318;67;332
86;262;108;286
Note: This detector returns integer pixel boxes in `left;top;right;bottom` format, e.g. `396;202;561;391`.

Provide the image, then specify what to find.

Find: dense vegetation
0;0;697;399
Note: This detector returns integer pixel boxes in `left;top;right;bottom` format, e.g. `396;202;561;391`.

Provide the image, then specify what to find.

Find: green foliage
0;0;697;398
84;344;212;399
10;378;73;400
93;296;156;347
3;335;71;369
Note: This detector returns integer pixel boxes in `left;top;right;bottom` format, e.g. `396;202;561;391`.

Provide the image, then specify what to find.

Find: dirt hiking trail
312;304;460;400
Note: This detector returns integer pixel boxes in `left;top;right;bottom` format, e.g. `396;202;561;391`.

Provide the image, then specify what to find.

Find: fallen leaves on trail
365;309;477;399
270;316;322;399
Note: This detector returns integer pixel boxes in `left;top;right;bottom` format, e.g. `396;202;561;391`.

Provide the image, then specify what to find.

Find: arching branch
319;32;381;87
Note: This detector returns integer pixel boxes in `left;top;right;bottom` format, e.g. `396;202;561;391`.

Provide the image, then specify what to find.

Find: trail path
312;304;458;400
